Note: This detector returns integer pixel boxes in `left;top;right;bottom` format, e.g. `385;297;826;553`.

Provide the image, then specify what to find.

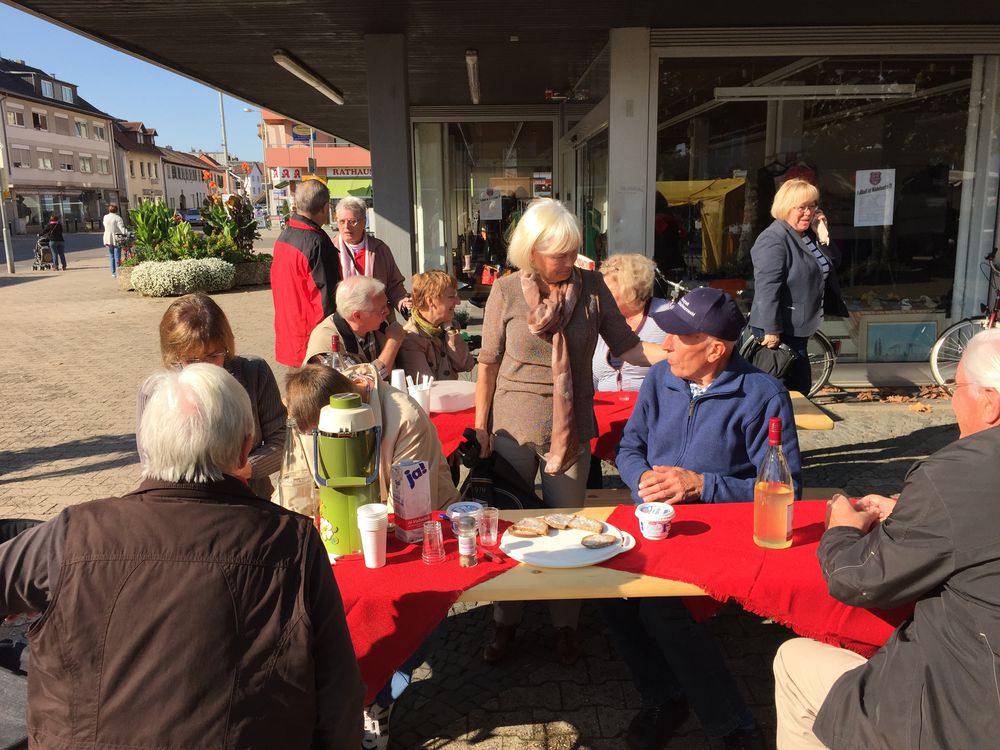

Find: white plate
498;520;636;568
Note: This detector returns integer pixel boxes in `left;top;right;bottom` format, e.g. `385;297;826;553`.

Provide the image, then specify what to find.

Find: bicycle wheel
930;317;987;385
806;331;836;397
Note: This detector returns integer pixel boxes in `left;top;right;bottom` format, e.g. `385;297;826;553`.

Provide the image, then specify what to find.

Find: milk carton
391;459;431;543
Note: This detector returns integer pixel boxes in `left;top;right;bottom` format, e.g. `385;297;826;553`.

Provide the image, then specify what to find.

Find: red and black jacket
270;215;341;365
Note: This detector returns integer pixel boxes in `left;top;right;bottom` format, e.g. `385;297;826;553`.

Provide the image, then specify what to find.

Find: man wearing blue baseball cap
604;287;801;750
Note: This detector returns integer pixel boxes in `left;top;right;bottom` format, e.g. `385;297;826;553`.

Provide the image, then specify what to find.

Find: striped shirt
803;233;831;282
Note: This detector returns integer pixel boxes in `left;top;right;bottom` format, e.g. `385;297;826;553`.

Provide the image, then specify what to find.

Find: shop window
37;155;53;170
6;109;24;127
52;116;70;136
79;157;92;173
40;80;54;98
75;121;88;138
32;112;48;131
61;85;73;103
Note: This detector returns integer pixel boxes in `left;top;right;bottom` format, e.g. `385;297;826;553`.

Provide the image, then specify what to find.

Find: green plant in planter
131;258;236;297
453;308;471;329
128;200;175;251
201;193;260;253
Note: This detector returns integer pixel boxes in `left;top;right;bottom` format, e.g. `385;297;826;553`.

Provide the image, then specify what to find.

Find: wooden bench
789;390;834;430
583;486;845;506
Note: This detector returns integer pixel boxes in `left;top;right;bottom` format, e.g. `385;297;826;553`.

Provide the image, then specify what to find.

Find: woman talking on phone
748;178;847;394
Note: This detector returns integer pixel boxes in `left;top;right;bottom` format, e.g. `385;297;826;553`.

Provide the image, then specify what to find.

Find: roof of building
0;57;114;119
113;120;161;155
159;147;224;171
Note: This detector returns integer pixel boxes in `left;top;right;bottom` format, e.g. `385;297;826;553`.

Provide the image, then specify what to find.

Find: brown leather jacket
0;477;364;750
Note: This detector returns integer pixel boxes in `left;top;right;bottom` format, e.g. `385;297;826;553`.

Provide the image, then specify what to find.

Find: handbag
743;338;799;381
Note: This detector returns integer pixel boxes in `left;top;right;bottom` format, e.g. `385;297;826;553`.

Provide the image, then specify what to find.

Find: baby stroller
32;235;53;271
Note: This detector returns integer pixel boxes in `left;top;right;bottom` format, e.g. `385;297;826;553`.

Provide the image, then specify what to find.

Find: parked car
182;208;203;227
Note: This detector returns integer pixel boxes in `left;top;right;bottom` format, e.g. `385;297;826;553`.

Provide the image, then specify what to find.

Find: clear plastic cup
421;520;446;564
479;507;500;547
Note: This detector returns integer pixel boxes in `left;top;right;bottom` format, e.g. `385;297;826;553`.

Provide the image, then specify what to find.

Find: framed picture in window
859;314;944;363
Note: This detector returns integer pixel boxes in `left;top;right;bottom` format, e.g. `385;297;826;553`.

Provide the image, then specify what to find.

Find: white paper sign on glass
854;169;896;227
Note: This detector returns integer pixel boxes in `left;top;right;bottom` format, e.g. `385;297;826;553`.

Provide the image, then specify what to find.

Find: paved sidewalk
0;230;960;748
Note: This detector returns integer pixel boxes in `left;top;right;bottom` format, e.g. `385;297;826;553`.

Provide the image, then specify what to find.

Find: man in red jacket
271;179;342;366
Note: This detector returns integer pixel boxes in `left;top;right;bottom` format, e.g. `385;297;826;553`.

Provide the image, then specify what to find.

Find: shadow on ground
0;433;136;482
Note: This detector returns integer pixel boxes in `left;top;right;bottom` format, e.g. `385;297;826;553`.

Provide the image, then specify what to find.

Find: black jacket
814;425;1000;749
40;222;63;242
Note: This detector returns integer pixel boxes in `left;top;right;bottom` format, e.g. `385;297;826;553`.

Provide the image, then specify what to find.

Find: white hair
962;328;1000;392
506;198;581;271
335;196;368;221
336;275;386;317
138;364;254;482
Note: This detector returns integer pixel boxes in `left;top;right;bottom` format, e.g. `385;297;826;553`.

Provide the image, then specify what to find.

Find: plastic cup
479;507;500;547
634;502;675;541
408;383;432;413
357;503;389;568
390;369;407;391
422;520;446;564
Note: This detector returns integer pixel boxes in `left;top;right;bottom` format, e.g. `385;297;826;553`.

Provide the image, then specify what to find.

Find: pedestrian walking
102;204;127;278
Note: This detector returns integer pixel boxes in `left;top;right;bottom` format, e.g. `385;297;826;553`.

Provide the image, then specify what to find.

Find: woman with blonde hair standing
475;198;667;665
749;178;847;394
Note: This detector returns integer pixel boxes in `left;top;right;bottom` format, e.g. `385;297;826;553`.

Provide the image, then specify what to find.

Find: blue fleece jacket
616;354;802;503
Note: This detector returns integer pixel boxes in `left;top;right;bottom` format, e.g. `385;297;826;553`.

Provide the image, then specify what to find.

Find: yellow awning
328;178;373;198
656;178;746;273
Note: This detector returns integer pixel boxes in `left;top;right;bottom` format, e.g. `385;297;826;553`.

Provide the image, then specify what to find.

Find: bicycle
658;274;838;397
929;247;1000;386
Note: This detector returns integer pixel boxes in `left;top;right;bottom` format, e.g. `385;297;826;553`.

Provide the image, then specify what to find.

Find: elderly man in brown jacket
0;364;364;750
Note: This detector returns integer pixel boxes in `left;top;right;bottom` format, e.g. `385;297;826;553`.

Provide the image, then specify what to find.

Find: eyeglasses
337;217;362;228
792;204;818;214
171;349;228;369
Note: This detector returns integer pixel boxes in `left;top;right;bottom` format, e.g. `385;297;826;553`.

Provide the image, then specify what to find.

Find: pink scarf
520;268;582;474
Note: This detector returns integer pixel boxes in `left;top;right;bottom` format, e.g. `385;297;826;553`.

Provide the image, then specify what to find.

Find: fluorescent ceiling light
714;84;916;102
466;49;480;105
273;49;344;105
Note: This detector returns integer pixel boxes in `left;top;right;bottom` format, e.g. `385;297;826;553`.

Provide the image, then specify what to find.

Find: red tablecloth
429;391;639;461
332;519;517;704
600;502;913;657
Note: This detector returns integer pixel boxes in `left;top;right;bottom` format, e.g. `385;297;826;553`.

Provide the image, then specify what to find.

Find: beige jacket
399;317;477;382
276;364;458;511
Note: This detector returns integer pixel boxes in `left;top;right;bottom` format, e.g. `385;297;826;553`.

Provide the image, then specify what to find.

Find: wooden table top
457;506;706;603
789;390;834;430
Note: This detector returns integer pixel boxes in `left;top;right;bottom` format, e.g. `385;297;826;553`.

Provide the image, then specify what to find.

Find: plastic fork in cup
422;520;446;564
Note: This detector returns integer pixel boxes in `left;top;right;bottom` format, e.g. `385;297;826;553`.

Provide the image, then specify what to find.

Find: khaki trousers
773;638;867;749
491;434;589;628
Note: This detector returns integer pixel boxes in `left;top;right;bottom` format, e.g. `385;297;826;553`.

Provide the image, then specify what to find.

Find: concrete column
608;27;651;255
365;34;415;279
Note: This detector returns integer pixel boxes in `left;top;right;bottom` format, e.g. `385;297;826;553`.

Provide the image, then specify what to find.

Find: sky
0;4;264;162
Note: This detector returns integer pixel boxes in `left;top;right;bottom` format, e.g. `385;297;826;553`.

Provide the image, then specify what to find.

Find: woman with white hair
592;253;673;392
475;198;667;666
749;178;847;393
333;196;411;313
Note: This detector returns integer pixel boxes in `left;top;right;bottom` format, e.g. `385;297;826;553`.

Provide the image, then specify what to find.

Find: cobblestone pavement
1;230;960;748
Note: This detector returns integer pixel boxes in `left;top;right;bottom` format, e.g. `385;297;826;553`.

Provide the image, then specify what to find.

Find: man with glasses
333;196;411;314
303;275;404;379
774;328;1000;749
271;179;342;366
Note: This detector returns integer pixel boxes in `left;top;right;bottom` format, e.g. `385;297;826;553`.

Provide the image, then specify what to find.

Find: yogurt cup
634;502;675;540
445;501;484;535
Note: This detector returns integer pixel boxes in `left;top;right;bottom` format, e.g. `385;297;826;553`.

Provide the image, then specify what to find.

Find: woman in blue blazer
749;178;847;393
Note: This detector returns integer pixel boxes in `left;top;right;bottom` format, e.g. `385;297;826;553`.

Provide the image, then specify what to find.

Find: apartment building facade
0;57;118;233
159;147;223;212
113;121;163;211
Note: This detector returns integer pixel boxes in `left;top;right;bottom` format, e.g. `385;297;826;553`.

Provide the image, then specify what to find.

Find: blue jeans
750;327;811;395
50;240;66;269
373;620;446;708
600;597;754;738
106;244;120;276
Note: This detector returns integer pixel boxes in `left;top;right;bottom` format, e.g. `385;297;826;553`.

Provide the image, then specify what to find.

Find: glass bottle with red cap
753;417;795;549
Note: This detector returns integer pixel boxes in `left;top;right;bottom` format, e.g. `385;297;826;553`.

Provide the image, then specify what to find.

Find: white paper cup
408;384;432;413
357;503;389;568
390;369;407;391
634;502;675;540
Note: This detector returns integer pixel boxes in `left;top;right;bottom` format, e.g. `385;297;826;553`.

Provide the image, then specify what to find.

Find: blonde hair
506;198;582;271
285;365;354;432
412;269;457;312
158;293;236;368
771;178;820;221
599;254;656;308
